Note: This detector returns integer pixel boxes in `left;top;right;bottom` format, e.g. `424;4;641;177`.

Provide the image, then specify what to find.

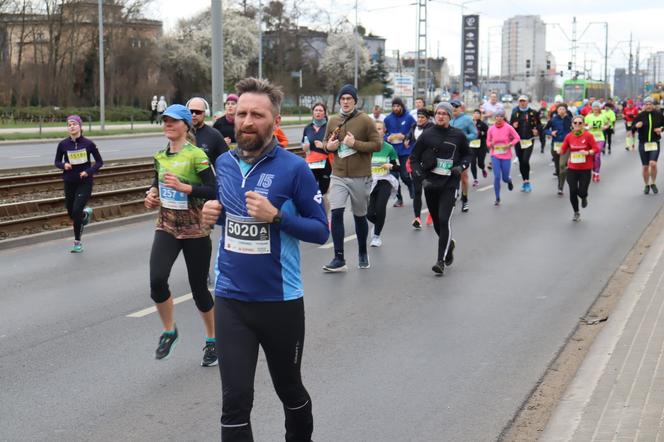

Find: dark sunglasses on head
190;109;205;115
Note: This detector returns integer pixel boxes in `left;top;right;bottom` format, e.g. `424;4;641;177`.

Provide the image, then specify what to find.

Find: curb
0;211;156;251
0;131;162;145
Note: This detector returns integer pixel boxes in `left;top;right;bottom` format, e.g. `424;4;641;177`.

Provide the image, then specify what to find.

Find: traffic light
567;61;572;70
526;59;531;69
546;60;551;70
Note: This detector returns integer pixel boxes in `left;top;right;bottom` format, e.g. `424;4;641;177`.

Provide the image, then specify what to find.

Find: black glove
450;165;463;177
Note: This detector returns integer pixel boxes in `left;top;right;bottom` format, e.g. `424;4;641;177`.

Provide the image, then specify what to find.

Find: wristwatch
272;210;282;224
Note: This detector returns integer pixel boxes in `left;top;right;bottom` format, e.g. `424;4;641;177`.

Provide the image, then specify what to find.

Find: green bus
562;79;610;105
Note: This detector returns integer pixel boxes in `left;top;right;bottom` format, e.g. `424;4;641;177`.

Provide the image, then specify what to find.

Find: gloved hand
450;165;463;177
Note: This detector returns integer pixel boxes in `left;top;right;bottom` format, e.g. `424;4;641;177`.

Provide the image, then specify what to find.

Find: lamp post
97;0;105;130
211;0;224;114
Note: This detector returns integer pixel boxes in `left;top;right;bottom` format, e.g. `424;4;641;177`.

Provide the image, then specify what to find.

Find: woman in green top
143;104;219;366
584;101;610;182
367;120;400;247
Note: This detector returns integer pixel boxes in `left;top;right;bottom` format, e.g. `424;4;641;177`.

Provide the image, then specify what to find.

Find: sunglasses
190;109;205;115
572;121;584;125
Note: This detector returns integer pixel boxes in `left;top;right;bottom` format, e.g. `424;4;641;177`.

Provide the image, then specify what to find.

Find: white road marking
11;155;41;159
318;234;357;249
477;185;493;192
126;293;193;318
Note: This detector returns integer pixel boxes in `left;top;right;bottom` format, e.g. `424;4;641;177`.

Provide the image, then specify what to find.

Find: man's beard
236;124;273;152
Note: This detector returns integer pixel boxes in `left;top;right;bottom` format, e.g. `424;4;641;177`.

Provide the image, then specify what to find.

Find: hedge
0;106;152;123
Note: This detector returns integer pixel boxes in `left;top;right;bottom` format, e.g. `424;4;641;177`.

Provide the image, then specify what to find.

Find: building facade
501;15;546;95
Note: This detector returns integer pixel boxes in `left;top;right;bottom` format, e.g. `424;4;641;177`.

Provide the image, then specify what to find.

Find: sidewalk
541;211;664;441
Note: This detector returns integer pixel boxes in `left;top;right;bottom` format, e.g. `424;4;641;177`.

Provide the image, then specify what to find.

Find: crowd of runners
52;78;663;441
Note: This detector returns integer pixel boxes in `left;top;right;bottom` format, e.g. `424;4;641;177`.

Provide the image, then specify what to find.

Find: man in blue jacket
544;104;572;195
202;77;328;442
384;97;416;207
450;100;477;212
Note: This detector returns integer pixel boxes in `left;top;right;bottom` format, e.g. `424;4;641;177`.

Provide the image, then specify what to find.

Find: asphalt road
0;125;306;170
1;127;662;441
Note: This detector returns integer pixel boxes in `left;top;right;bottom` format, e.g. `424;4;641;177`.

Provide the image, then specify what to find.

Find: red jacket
560;131;600;170
579;104;592;116
623;106;639;123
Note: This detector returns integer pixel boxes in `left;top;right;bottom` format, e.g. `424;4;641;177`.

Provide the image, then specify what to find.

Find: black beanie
338;84;358;104
416;108;430;118
391;97;405;108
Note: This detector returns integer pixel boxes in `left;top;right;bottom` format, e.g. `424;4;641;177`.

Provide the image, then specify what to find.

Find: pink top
487;123;521;159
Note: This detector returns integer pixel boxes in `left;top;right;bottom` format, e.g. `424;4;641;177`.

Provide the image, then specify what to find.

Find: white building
501;15;547;95
646;51;664;84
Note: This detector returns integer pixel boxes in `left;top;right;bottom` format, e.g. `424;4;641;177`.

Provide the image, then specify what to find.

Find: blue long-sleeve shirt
384;111;416;156
451;114;477;142
213;142;329;302
544;114;573;142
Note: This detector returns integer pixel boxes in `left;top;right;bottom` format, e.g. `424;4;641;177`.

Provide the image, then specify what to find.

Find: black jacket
192;124;228;168
633;110;664;143
510;107;542;141
410;124;471;190
212;116;236;143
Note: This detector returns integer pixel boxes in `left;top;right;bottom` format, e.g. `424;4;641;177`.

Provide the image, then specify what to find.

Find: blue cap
162;104;192;128
450;99;462;107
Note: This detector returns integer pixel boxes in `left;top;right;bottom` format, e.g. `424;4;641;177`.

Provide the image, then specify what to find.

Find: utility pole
629;33;634;98
353;0;358;88
97;0;105;130
211;0;224;114
603;23;609;99
571;16;577;77
258;0;262;79
415;0;427;102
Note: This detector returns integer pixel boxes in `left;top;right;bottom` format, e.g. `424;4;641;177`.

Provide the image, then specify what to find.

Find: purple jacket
54;136;103;182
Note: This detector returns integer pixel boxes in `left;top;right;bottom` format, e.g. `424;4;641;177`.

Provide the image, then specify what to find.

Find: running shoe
573;212;581;222
581;197;588;208
201;341;218;367
652;184;659;194
557;189;564;196
431;261;445;275
444;239;456;267
358;254;370;269
82;207;93;226
323;258;347;273
155;327;179;360
393;198;404;208
596;174;600;182
370;235;382;247
524;182;532;193
426;213;433;225
70;242;83;253
472;179;479;188
520;183;526;192
461;201;469;212
482;169;488;178
608;148;612;155
412;217;422;230
644;185;651;195
494;199;500;206
507;180;514;191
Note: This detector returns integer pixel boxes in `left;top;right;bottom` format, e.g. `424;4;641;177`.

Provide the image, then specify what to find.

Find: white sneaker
370;235;382;247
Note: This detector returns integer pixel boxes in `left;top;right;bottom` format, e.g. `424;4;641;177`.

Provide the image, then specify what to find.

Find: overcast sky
151;0;663;81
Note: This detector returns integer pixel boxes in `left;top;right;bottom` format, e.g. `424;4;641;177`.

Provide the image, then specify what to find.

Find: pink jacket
487;123;521;160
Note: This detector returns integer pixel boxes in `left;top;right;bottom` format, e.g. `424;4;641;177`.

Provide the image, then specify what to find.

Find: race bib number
570;152;586;164
645;142;659;152
432;158;453;176
553;142;563;154
67;149;88;165
338;143;357;158
308;160;326;170
469;139;481;148
494;144;509;153
488;118;496;125
159;183;188;210
626;122;632;128
371;165;388;176
228;143;237;151
224;214;271;254
594;134;604;142
520;139;533;148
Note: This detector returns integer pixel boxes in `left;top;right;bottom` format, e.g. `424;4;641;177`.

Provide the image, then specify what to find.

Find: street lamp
97;0;105;130
211;0;224;114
